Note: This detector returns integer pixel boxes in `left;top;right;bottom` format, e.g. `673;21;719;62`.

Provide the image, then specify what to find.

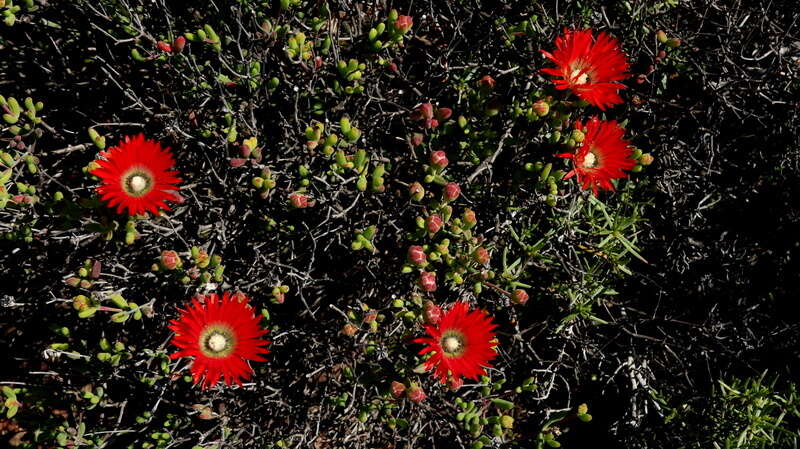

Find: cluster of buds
155;36;186;54
152;246;225;286
251;168;277;199
270;285;289;304
410;103;452;129
351;226;377;252
389;380;425;403
640;30;681;83
336;59;366;95
73;292;148;323
65;260;102;289
231;136;263;167
286;31;313;61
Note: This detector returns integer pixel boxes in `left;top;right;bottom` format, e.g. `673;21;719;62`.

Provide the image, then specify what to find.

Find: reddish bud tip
390;381;407;398
435;107;453;121
410;133;424;147
173;36;186;53
425;214;443;234
443;182;461;202
473;247;490;265
408;245;428;267
533;100;549;117
478;75;496;89
448;377;464;390
430;150;449;169
289;193;310;209
406;385;427;403
160;250;182;270
419;271;437;292
511;289;529;305
156;41;173;53
423;300;442;324
394;15;414;34
409;182;425;201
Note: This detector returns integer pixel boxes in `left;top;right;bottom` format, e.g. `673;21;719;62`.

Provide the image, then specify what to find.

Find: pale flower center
129;175;148;193
570;67;589;85
581;152;597;168
207;333;228;352
443;336;461;353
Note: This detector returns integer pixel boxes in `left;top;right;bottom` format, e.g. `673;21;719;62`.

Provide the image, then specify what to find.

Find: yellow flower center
581;152;597;168
570;67;589;85
443;336;461;353
129;175;148;193
207;333;228;352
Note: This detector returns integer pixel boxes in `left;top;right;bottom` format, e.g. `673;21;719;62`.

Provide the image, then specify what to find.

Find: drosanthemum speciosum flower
557;117;636;195
540;28;631;110
91;134;181;216
413;301;498;384
169;292;270;390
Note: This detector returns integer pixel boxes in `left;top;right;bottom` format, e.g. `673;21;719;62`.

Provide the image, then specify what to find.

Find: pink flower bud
156;41;173;53
462;209;477;228
409;182;425;201
173;36;186;53
406;385;427;403
394;15;413;34
314;56;323;69
473;247;490;265
341;323;358;337
435;107;452;121
388;62;399;73
478;75;496;89
511;289;529;305
419;271;437;292
532;100;549;117
426;118;439;129
390;381;407;398
160;250;182;270
229;158;247;167
289;193;309;209
425;214;443;234
430;151;449;169
271;292;285;304
363;309;378;323
448;377;464;390
443;182;461;202
410;133;424;147
423;300;442;324
415;103;434;120
407;245;428;267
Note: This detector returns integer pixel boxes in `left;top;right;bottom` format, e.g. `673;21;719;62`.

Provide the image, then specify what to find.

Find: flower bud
394;15;413;34
423;300;442;324
160;250;182;270
156;41;173;53
640;153;654;166
289;193;309;209
363;309;378;323
173;36;186;53
425;214;443;234
229;158;247;167
410;133;424;147
511;289;529;305
656;30;668;43
477;75;496;90
473;247;490;265
409;182;425;201
406;385;427;403
412;103;434;121
407;245;428;267
390;381;407;398
448;377;464;390
419;271;437;292
435;107;452;121
430;151;449;169
462;209;477;229
443;182;461;202
342;323;358;337
532;100;549;117
666;38;681;48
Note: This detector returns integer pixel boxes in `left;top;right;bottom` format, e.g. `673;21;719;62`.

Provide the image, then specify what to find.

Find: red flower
541;28;631;110
414;302;498;384
169;292;270;390
91;134;181;216
557;117;636;195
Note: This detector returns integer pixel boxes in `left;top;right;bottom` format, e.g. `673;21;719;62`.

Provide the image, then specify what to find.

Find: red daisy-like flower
540;28;631;110
91;134;181;216
169;292;271;390
413;301;498;384
557;117;636;195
